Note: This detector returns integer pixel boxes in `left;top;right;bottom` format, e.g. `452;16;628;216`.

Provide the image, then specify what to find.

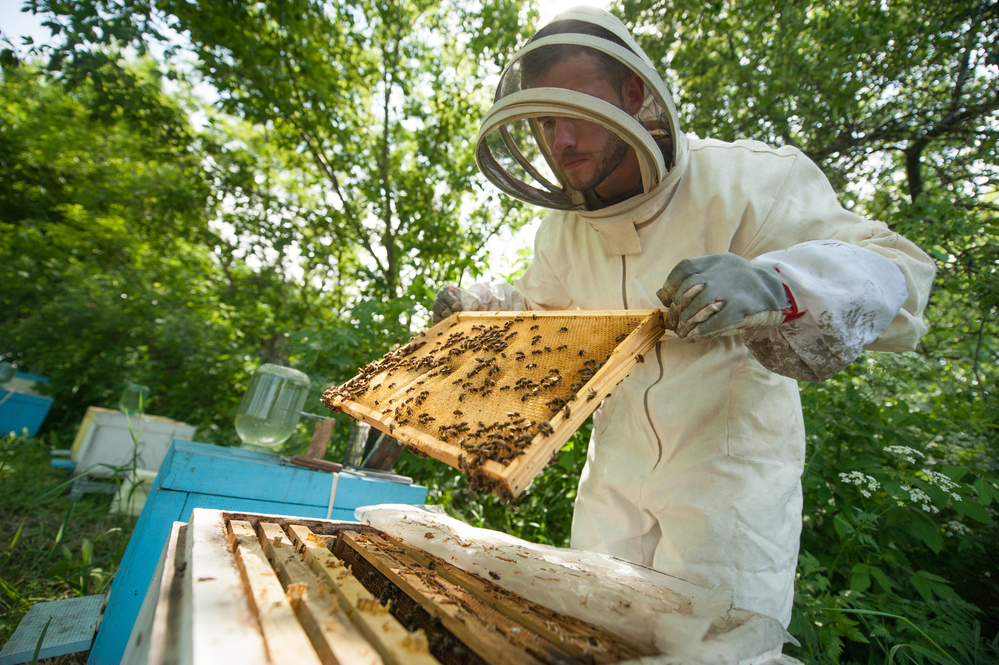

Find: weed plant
0;432;137;661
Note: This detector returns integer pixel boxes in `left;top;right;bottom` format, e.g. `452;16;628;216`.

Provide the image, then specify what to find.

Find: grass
0;432;138;662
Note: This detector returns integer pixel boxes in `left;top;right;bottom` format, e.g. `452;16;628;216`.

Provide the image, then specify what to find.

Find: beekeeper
432;7;935;626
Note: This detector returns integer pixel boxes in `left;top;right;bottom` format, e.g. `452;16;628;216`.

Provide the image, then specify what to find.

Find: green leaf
889;642;962;665
868;566;893;593
906;515;943;553
910;573;934;601
953;497;993;524
913;570;950;584
973;479;993;506
940;465;969;482
849;563;871;592
834;514;854;539
931;581;961;601
849;571;871;593
30;617;52;665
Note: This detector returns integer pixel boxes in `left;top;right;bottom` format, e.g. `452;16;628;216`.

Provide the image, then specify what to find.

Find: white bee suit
467;7;936;626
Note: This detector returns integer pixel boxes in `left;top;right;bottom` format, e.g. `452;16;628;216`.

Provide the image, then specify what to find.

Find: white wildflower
946;520;971;536
883;445;925;464
904;485;940;513
839;471;880;498
920;470;963;502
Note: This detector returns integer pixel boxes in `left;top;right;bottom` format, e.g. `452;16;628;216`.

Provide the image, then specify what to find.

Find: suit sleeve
740;151;936;381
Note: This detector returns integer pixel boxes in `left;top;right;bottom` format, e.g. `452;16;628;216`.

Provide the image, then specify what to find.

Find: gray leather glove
431;286;482;324
656;253;790;341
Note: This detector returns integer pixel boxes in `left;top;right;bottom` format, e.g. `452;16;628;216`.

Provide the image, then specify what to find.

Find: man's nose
551;117;578;152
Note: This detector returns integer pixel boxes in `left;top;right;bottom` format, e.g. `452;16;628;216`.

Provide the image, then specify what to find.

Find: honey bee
636;354;645;363
616;334;627;342
560;326;569;332
454;409;463;416
578;349;586;357
526;363;537;369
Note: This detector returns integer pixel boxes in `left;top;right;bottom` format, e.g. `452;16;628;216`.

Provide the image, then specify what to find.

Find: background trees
2;0;997;661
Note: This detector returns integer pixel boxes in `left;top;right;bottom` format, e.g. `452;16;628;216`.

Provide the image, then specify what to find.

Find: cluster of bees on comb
322;313;643;491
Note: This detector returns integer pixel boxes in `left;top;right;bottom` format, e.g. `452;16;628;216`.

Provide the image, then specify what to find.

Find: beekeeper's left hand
657;253;792;341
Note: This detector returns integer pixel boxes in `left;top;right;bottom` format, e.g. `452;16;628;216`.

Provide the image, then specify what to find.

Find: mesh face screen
323;311;661;497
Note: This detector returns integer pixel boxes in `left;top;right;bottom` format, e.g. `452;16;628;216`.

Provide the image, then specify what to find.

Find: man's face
530;52;642;201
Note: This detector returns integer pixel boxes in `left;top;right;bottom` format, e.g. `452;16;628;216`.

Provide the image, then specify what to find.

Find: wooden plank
306;418;336;459
0;595;104;665
120;520;170;665
229;520;324;665
338;531;569;665
379;532;655;663
256;522;383;665
129;521;188;665
284;524;440;665
187;510;268;665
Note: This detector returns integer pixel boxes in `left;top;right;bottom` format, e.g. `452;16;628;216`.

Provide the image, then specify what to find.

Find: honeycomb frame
322;310;665;500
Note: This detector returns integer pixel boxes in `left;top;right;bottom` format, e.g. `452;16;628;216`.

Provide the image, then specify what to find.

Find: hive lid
323;310;665;500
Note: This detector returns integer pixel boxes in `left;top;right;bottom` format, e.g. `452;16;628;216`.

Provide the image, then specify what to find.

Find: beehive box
124;508;659;665
322;310;665;500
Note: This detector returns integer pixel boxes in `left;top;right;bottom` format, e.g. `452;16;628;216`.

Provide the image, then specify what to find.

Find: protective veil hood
475;6;687;220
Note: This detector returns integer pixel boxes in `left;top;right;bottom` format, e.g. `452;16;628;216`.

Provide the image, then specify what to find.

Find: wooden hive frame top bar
322;309;665;500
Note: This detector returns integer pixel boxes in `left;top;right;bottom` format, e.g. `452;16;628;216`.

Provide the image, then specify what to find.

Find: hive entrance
322;310;665;500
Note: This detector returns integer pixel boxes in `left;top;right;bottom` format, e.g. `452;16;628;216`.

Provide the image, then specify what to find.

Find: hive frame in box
124;508;655;664
324;310;665;500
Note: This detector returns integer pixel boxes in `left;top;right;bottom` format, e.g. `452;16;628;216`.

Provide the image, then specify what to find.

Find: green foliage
0;432;135;654
27;0;535;300
787;352;998;663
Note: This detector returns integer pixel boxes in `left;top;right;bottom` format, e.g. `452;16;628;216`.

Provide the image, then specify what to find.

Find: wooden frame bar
255;521;382;665
230;520;324;665
284;524;440;665
338;531;563;665
377;532;654;663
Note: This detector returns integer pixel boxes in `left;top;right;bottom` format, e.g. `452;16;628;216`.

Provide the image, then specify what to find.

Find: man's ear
623;74;645;114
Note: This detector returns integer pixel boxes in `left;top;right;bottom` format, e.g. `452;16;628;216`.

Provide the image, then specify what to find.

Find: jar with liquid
235;364;310;453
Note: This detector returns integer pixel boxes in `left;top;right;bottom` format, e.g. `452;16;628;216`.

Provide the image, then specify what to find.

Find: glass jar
119;383;151;415
235;364;310;453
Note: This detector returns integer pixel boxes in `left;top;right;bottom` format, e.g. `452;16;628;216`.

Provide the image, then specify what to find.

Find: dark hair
520;19;637;90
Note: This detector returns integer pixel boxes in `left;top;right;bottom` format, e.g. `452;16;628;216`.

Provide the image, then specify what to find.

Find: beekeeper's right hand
431;286;483;324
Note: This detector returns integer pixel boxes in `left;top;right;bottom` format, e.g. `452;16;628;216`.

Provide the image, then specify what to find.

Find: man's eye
538;117;555;130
